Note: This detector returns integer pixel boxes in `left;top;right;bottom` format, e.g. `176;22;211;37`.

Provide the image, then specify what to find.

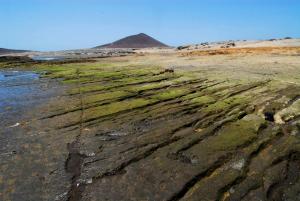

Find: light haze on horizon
1;0;300;51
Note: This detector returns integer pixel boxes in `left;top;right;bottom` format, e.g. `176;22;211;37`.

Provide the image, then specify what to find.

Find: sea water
0;70;40;114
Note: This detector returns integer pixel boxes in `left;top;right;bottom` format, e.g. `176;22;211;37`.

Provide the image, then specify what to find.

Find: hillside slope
95;33;168;48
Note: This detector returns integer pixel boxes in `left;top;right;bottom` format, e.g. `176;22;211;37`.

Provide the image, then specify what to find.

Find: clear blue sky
1;0;300;51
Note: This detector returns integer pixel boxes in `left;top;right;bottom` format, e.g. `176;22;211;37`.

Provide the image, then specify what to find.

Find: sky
1;0;300;51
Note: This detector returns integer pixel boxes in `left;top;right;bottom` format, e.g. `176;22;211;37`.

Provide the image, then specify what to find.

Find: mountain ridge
0;48;29;55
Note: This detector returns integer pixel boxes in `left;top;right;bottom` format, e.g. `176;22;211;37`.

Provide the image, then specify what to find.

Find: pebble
86;178;93;184
9;122;20;128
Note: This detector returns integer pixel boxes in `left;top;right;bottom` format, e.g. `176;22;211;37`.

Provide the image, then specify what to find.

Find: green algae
38;63;180;96
69;85;106;95
83;91;134;105
151;88;190;101
181;92;203;101
186;115;266;159
171;76;199;84
128;82;169;93
190;95;216;105
78;70;125;79
126;75;200;94
0;62;8;68
179;82;238;102
115;73;179;85
67;73;179;95
126;76;189;93
203;95;249;113
83;98;157;121
63;77;96;84
210;115;265;151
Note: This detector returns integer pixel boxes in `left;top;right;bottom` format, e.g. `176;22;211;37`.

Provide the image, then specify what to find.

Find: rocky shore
1;40;300;201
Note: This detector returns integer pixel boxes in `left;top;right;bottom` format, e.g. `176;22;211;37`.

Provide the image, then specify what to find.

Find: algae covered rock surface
0;51;300;201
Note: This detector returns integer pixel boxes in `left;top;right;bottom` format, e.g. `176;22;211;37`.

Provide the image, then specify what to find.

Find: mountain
95;33;168;49
0;48;29;55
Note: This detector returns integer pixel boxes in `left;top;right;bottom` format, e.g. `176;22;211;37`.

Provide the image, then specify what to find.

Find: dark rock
177;45;190;50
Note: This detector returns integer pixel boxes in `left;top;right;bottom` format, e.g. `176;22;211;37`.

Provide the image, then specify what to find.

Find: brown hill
95;33;168;49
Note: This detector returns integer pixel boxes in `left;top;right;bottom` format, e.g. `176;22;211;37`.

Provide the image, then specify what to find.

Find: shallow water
31;56;63;61
0;70;40;114
0;70;39;83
